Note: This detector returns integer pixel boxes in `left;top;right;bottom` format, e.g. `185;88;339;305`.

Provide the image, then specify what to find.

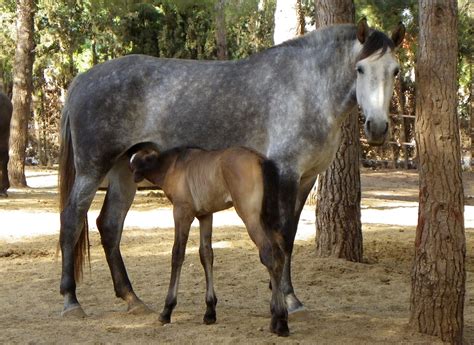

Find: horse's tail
260;159;281;237
58;105;89;282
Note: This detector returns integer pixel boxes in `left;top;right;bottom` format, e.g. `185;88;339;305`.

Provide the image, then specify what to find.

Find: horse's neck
267;29;360;119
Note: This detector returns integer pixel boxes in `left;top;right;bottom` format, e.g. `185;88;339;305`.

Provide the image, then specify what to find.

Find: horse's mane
269;24;395;61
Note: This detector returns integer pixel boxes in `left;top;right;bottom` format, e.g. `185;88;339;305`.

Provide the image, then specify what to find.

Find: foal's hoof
158;313;171;324
127;301;153;315
61;304;87;318
203;311;217;325
270;318;290;337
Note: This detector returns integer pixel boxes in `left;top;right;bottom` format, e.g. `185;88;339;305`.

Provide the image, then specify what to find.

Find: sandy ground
0;167;473;344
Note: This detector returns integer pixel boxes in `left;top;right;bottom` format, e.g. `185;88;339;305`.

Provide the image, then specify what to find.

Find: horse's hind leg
96;158;149;314
197;214;217;324
159;206;194;324
60;174;103;317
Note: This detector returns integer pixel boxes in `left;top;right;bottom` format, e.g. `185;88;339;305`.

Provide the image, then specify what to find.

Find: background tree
313;0;362;262
8;0;36;187
215;0;228;60
273;0;298;44
410;1;465;343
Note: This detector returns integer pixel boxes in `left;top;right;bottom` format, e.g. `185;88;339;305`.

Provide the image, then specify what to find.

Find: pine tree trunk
471;63;473;169
8;0;35;187
215;0;228;60
410;1;465;343
314;0;362;262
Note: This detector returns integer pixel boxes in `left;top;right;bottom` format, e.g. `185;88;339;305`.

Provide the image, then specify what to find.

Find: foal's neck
147;154;178;189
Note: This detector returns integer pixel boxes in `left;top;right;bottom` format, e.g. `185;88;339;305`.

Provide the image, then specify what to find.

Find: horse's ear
357;18;369;44
133;171;145;183
391;21;405;48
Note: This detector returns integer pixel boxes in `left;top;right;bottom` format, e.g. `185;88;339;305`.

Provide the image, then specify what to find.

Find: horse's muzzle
364;119;389;146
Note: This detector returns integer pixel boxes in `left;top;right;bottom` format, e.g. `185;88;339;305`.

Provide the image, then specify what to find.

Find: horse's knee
259;241;283;272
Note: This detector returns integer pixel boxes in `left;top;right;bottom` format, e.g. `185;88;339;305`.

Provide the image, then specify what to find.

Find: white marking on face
355;48;399;144
130;153;137;165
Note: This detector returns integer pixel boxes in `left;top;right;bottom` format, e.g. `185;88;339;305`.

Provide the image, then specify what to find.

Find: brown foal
129;146;288;336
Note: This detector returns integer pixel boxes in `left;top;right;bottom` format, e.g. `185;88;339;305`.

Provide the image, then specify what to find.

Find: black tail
260;159;281;235
58;106;89;282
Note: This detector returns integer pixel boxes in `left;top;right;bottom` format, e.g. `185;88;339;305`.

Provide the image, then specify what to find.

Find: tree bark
295;0;305;36
314;0;362;262
471;62;473;169
410;1;465;343
8;0;36;187
215;0;228;60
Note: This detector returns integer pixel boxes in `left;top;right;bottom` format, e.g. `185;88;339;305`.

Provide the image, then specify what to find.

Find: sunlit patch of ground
0;167;472;344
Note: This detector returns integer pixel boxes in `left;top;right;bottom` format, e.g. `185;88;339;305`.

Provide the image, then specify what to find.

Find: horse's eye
356;66;364;74
393;67;400;77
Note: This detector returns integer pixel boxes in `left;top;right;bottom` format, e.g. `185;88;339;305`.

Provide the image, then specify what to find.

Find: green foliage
0;0;16;93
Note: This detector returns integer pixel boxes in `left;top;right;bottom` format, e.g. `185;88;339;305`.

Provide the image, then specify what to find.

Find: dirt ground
0;167;473;344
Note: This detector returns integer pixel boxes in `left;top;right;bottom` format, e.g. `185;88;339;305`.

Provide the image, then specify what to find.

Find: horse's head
355;19;405;146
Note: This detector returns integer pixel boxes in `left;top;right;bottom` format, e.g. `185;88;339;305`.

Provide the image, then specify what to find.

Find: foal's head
354;19;405;146
129;149;161;183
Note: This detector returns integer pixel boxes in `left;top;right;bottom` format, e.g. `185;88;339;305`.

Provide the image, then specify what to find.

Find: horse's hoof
285;294;305;314
270;319;290;337
0;191;8;198
158;313;171;324
61;304;87;318
203;312;217;325
127;302;153;315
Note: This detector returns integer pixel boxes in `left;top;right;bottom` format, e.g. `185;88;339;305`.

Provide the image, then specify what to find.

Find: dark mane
357;30;395;61
268;24;394;62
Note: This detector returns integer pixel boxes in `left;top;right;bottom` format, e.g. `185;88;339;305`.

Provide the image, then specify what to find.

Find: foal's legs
60;173;103;317
159;206;194;324
96;159;148;313
197;214;218;324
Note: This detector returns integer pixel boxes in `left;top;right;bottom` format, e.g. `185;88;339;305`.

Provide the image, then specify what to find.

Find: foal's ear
391;21;406;48
133;171;145;183
357;18;369;44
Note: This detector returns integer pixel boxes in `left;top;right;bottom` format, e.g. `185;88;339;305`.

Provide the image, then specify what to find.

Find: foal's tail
260;159;281;236
58;107;89;282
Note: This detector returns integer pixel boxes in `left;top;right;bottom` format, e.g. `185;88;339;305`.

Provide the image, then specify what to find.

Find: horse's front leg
277;173;305;314
159;206;194;324
96;162;149;314
197;214;217;324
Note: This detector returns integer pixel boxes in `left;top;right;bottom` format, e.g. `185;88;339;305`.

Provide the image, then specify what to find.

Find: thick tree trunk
410;1;465;343
8;0;35;187
215;0;228;60
314;0;362;262
314;0;355;28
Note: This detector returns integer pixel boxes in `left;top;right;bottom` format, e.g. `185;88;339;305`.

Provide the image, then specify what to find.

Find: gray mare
59;19;404;335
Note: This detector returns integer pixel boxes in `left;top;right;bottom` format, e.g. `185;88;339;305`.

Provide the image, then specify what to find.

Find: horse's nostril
366;120;371;132
383;122;389;135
